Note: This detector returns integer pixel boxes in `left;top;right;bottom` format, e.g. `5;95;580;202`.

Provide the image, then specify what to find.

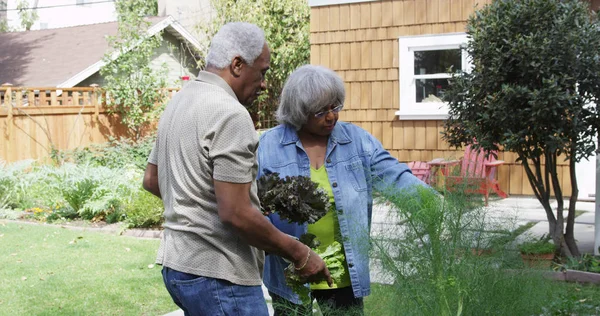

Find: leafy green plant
62;178;98;214
16;0;38;31
0;19;11;33
60;135;156;170
258;172;346;304
0;160;31;210
540;285;600;315
257;172;330;224
46;203;78;223
559;254;600;273
370;185;552;315
442;0;600;257
284;241;348;305
1;159;143;225
124;189;164;228
518;235;555;255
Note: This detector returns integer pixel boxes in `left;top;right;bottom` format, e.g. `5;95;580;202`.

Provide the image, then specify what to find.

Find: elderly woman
257;65;427;315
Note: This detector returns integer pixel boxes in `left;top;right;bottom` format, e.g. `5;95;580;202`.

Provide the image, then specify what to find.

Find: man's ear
230;56;244;77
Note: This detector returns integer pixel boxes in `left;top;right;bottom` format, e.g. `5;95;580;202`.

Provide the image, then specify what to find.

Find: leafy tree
197;0;310;128
442;0;600;257
16;0;38;31
100;0;167;140
0;19;11;32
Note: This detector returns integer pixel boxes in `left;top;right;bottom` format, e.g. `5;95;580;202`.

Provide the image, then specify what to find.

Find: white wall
5;0;116;31
157;0;212;41
78;32;199;88
576;140;597;201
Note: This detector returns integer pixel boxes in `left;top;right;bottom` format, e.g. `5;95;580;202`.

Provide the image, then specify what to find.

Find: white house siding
77;32;199;88
4;0;116;31
149;31;199;86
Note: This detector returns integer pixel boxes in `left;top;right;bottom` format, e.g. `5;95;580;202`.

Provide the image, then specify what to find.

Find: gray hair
206;22;266;69
276;65;345;130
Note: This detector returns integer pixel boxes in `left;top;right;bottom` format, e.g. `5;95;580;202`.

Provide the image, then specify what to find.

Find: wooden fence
0;85;179;163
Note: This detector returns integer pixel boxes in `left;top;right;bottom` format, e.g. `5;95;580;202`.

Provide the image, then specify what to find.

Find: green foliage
282;241;347;305
46;203;78;222
16;0;38;31
371;185;559;315
0;19;12;33
518;234;555;255
559;253;600;273
100;0;168;140
316;241;346;281
442;0;600;257
62;178;98;214
444;0;600;161
197;0;310;128
1;157;163;228
257;172;330;224
0;160;142;222
540;284;600;315
123;189;164;228
59;135;156;170
0;159;35;210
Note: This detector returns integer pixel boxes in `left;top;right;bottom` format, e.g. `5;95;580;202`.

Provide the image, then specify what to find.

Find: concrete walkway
164;196;597;316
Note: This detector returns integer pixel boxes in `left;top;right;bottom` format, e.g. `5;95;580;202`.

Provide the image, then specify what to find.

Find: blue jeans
162;267;269;316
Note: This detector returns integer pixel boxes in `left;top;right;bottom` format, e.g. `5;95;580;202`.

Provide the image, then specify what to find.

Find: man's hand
295;248;333;287
214;179;333;281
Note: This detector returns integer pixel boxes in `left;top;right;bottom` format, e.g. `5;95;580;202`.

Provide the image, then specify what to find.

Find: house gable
77;31;199;87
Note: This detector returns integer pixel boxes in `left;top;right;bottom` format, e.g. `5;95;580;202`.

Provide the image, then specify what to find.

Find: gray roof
0;16;200;87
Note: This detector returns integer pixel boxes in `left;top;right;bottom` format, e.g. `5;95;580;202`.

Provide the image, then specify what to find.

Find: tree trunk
522;153;580;257
565;155;581;257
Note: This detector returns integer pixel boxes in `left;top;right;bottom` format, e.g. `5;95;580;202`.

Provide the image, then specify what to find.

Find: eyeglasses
314;104;343;118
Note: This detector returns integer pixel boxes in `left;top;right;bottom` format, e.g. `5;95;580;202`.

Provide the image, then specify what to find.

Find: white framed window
397;33;470;120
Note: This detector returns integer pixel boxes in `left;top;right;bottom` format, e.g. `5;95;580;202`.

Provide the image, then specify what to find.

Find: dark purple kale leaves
257;172;331;224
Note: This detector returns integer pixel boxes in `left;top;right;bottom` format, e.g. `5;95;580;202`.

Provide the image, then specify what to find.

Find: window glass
416;78;450;103
414;49;461;75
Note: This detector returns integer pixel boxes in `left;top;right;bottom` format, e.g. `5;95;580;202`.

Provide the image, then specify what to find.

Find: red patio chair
406;161;431;184
428;145;508;206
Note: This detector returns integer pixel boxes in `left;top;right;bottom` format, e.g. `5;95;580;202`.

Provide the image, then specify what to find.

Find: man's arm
214;179;332;284
142;163;161;198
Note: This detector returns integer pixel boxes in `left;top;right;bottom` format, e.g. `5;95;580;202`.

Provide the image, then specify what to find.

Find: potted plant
518;234;555;268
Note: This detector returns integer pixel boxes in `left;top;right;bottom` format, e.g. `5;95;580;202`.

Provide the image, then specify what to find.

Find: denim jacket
257;122;425;304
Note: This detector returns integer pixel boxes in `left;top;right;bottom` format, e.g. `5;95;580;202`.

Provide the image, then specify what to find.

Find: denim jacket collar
279;123;353;146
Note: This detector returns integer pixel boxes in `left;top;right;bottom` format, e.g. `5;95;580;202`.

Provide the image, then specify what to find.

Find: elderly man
142;22;331;316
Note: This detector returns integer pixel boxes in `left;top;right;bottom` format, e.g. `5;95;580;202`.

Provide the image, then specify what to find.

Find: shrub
124;189;164;228
59;135;156;170
559;254;600;273
2;158;156;226
518;235;555;255
0;159;36;210
370;185;553;315
62;178;98;213
45;203;78;223
442;0;600;257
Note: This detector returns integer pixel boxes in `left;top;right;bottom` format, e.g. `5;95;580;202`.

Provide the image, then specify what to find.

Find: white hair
276;65;345;130
206;22;266;69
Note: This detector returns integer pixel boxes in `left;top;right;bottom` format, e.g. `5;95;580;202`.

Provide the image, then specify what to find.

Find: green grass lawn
0;221;177;315
3;220;600;316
